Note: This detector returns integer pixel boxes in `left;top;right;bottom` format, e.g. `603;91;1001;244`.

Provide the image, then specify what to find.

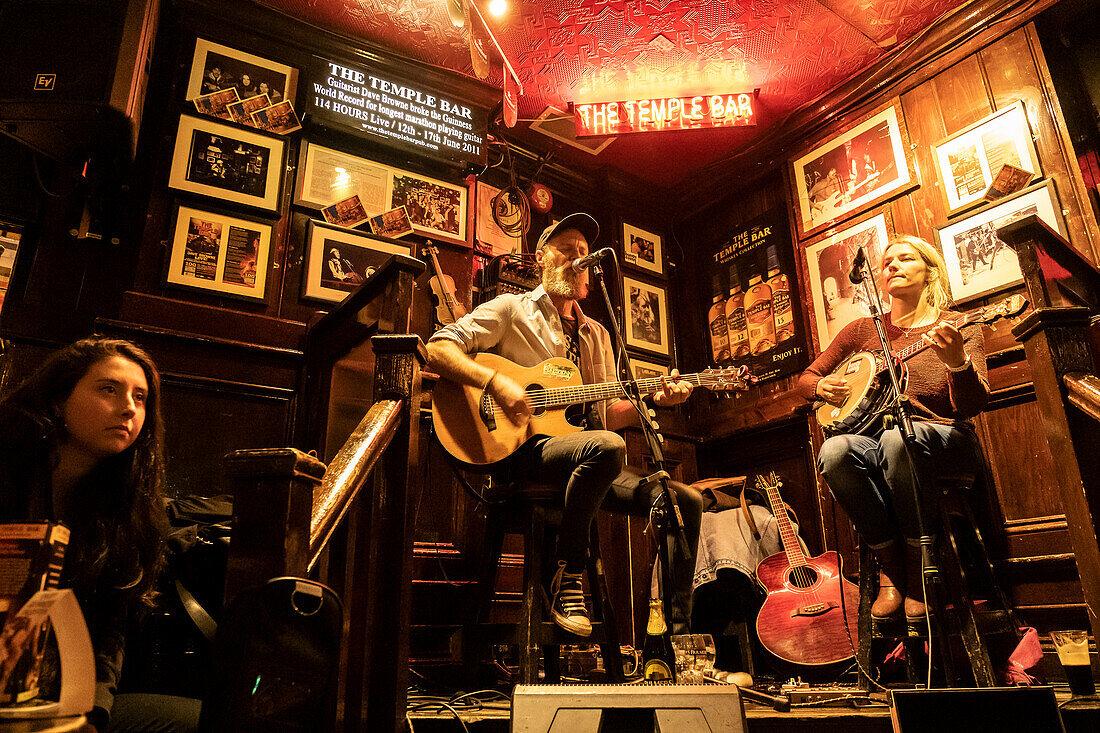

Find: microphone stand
589;259;690;636
849;252;950;685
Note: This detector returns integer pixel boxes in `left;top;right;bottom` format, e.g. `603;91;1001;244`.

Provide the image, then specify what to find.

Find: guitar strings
479;373;741;415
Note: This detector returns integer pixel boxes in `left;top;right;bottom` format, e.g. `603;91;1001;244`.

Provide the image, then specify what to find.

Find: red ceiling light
574;93;757;137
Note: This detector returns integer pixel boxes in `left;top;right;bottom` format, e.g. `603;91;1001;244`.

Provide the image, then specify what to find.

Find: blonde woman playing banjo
797;235;991;623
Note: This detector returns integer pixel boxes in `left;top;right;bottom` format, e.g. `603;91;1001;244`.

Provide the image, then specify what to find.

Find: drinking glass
1050;630;1095;696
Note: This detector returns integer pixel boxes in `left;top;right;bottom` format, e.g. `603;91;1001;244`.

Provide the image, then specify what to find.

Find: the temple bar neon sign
574;93;756;137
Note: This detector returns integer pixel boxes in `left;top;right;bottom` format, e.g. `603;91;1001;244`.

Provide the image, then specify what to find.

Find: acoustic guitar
431;353;750;466
754;471;860;667
816;294;1028;436
423;243;467;327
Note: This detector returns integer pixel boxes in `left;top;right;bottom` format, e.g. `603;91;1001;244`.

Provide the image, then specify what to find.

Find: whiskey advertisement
707;210;806;382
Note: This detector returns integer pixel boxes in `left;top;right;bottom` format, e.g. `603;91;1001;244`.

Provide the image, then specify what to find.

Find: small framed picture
623;275;671;357
368;206;414;239
622;222;665;276
166;203;272;303
390;170;468;244
192;88;240;120
321;195;370;229
935;180;1064;304
186;38;297;108
932;100;1041;216
790;98;917;240
168;115;285;213
803;210;894;353
628;356;671;381
302;220;411;304
226;93;271;126
251;99;302;135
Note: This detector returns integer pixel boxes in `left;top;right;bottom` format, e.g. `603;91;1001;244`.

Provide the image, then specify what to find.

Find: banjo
816;294;1027;436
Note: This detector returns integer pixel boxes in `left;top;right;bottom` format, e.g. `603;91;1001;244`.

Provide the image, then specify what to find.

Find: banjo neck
890;311;971;364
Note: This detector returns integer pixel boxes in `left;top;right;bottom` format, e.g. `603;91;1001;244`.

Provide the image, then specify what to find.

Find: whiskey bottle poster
708;210;807;382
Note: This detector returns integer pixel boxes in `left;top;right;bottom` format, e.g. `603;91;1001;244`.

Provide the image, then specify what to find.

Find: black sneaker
549;561;592;637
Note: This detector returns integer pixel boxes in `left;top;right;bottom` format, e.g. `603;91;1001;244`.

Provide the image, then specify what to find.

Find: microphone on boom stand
848;246;867;284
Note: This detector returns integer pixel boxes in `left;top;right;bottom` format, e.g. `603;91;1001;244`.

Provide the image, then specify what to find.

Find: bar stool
466;482;625;684
857;469;1020;689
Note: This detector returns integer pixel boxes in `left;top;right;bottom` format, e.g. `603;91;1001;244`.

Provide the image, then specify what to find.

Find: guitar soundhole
526;384;546;416
787;566;818;589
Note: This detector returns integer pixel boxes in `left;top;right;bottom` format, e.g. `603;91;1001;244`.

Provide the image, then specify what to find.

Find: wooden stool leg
586;523;625;683
939;500;996;686
463;510;507;681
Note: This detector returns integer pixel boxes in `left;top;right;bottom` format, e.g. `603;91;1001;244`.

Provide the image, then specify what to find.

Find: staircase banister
1065;372;1100;425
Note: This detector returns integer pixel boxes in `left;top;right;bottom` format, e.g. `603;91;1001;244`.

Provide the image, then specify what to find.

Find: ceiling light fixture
488;0;507;17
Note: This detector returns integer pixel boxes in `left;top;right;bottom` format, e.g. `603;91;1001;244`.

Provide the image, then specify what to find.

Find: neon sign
573;93;756;137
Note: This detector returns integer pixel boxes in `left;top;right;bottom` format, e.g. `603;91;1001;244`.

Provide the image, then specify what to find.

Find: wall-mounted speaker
889;686;1065;732
0;0;159;161
511;683;747;733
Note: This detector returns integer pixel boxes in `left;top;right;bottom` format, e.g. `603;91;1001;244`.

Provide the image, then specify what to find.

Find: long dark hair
0;336;167;610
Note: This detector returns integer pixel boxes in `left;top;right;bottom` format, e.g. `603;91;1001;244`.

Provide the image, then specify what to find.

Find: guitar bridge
791;601;839;618
479;393;497;432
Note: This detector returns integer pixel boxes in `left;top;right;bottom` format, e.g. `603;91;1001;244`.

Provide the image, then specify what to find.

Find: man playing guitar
426;213;702;637
797;235;991;623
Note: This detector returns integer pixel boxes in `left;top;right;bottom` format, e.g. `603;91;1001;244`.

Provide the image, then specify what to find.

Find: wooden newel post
362;333;426;733
222;448;327;604
1000;215;1100;671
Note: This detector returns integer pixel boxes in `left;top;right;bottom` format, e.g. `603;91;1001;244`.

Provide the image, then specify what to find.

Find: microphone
848;246;867;284
570;247;614;272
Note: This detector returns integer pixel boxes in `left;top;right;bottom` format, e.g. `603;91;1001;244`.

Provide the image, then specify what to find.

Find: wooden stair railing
223;254;428;733
999;215;1100;674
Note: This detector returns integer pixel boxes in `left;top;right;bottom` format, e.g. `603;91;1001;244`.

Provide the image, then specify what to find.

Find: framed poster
475;181;524;255
295;142;469;244
935;180;1063;304
804;211;894;352
790;99;916;240
302;220;411;304
933;100;1041;216
186;38;297;107
166;203;272;302
623;275;671;357
169;115;285;213
622;222;665;276
628;356;670;381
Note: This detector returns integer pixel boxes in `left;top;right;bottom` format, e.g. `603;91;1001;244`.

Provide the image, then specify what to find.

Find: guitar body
755;550;860;666
815;351;907;437
431;353;585;466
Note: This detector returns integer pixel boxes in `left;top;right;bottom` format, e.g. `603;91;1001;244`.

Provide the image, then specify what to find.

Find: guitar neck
534;373;711;408
892;312;972;363
759;472;807;567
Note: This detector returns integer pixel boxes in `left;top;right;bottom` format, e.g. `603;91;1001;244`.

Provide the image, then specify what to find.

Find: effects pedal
780;680;869;704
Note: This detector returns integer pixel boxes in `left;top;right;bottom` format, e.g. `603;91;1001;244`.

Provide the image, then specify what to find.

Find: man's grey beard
542;266;581;299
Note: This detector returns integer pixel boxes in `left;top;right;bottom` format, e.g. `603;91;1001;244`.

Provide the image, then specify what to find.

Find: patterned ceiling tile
257;0;968;184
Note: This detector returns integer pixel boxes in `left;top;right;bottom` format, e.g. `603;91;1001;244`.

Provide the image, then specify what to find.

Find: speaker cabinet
0;0;158;161
889;686;1065;732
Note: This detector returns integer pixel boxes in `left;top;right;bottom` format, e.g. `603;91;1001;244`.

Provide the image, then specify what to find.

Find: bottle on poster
724;263;750;359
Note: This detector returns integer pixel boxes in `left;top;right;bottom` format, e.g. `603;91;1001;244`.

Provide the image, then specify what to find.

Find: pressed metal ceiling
260;0;969;186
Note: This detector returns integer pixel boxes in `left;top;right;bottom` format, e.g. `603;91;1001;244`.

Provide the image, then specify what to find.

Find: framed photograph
302;220;411;304
295;142;469;244
251;99;302;135
226;93;271;126
368;206;414;239
192;88;239;120
185;38;297;108
623;275;671;357
804;211;893;352
622;222;665;276
790;99;916;240
628;356;670;381
935;180;1064;304
932;100;1041;216
166;203;272;302
169;115;285;213
390;170;467;243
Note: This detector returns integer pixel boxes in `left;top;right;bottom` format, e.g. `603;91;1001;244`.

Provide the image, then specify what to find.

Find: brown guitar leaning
816;293;1028;436
423;243;467;327
431;353;750;466
754;471;860;667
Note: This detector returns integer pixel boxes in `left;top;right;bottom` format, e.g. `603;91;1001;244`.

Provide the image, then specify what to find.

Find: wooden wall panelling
898;81;948;242
930;55;994;135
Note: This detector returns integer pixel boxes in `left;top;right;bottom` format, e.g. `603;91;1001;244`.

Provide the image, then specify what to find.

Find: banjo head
817;351;904;435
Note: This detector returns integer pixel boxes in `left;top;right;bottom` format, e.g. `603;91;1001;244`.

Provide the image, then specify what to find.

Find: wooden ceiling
257;0;970;189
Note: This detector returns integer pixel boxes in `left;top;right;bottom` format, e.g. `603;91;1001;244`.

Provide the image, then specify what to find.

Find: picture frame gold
165;203;272;303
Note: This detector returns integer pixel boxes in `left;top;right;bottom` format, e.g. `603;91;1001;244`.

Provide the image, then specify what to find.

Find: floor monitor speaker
889;686;1065;733
511;683;747;733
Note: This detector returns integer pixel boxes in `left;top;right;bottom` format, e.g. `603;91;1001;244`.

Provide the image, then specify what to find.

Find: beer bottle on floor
642;599;675;681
